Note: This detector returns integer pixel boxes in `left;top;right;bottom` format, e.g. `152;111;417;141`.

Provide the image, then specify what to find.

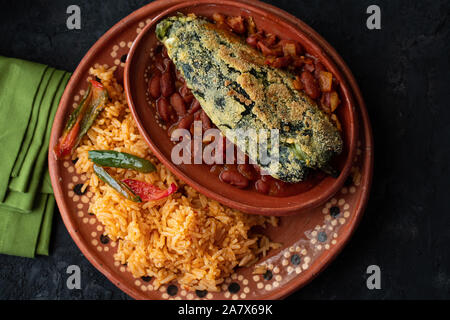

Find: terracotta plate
124;1;357;215
49;0;373;300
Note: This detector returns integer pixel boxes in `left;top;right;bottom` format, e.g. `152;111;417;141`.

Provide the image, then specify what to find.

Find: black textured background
0;0;449;300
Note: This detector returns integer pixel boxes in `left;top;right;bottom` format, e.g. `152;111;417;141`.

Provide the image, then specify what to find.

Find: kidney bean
194;109;202;121
163;58;174;73
148;74;161;99
300;71;320;99
177;114;194;130
162;46;169;58
180;84;194;104
238;164;257;180
155;57;165;72
220;170;249;188
252;164;261;173
160;72;175;97
189;99;201;114
261;174;275;183
175;70;185;83
269;182;283;195
200;110;212;130
170;92;186;116
167;124;178;138
255;179;270;194
210;164;222;175
156;97;174;122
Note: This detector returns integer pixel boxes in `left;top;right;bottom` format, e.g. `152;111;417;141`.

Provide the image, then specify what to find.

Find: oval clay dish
49;0;373;300
124;2;358;216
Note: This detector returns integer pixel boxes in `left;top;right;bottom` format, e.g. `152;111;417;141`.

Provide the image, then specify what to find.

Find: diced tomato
122;180;177;201
279;40;303;57
90;79;104;89
226;16;246;34
318;71;333;92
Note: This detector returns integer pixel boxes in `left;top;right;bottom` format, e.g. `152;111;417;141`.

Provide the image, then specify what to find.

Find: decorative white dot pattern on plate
58;16;368;300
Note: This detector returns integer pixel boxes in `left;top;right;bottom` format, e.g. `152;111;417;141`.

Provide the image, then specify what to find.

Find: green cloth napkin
0;58;47;202
1;71;69;212
0;56;70;258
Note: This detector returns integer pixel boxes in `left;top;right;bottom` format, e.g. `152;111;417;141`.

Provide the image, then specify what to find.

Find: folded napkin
0;56;70;258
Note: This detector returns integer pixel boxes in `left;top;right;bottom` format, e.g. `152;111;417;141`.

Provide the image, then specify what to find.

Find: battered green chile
156;14;343;182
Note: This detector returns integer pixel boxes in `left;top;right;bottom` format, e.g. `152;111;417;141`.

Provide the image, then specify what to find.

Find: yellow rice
74;66;280;291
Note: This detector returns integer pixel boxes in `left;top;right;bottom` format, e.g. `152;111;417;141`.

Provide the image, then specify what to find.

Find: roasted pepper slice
88;150;156;173
122;179;177;201
54;80;108;159
93;164;141;202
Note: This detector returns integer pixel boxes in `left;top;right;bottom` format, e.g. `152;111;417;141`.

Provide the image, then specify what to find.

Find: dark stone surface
0;0;449;300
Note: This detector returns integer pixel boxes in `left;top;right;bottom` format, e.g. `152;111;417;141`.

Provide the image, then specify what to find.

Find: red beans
162;46;169;58
163;58;174;73
180;84;194;104
255;179;270;194
156;97;174;122
176;70;185;83
177;114;194;130
300;71;320;99
160;72;175;97
219;170;249;188
238;164;257;180
189;99;201;114
148;74;161;99
154;57;165;72
200;110;212;130
261;174;274;183
170;93;186;116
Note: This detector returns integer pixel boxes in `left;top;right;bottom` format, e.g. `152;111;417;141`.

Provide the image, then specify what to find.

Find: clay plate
49;0;373;300
124;1;358;216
